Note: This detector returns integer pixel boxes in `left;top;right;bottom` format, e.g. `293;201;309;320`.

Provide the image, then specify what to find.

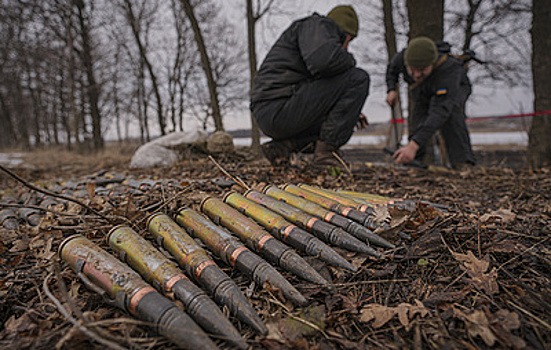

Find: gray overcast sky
220;1;533;130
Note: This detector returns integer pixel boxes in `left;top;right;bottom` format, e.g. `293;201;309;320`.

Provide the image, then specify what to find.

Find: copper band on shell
229;246;248;265
282;225;295;240
164;274;186;292
257;234;271;250
306;217;318;229
325;212;335;221
128;287;156;315
194;260;215;279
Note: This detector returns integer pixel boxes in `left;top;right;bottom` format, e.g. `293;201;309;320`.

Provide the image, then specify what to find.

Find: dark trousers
415;112;475;167
252;67;370;151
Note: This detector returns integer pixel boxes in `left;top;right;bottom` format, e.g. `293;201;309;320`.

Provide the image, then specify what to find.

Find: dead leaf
359;304;396;328
452;251;498;294
456;309;496;346
265;321;287;344
279;304;326;341
480;208;516;223
360;301;429;329
494;309;521;331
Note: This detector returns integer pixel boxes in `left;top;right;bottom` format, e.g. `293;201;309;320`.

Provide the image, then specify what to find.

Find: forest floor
0;141;549;350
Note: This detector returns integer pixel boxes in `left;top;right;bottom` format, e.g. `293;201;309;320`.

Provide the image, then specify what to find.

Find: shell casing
263;185;387;255
108;225;248;350
148;213;214;279
298;184;371;213
201;196;328;285
59;234;150;313
224;192;356;272
58;235;217;350
336;190;399;206
245;190;376;255
276;186;394;249
283;184;378;229
108;225;186;292
177;208;308;306
147;213;268;335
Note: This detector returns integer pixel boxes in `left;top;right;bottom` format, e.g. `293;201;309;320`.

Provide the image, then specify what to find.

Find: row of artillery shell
58;183;399;349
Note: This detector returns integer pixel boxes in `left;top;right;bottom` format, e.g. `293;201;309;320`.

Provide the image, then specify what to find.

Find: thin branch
0;164;108;220
43;272;127;350
208;155;250;190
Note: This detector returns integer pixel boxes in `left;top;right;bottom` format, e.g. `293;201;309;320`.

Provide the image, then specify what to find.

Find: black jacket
386;50;472;100
409;57;466;148
251;13;356;105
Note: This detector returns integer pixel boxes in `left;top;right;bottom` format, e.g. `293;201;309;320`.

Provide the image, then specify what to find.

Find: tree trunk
528;0;551;168
75;0;103;150
180;0;224;131
247;0;260;153
406;0;444;42
123;0;166;136
0;92;17;148
382;0;404;149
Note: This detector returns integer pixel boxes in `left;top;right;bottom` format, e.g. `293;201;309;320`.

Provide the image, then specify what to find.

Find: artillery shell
108;226;247;349
285;184;378;229
147;213;268;335
201;196;328;285
264;185;392;251
59;235;217;350
245;190;376;255
176;209;308;306
224;192;356;272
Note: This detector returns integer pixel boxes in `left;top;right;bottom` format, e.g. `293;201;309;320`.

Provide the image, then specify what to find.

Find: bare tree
119;0;166;136
406;0;444;42
528;0;551;168
179;0;224;131
73;0;104;150
246;0;275;153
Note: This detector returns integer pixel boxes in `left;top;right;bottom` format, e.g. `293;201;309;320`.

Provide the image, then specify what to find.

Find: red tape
388;110;551;124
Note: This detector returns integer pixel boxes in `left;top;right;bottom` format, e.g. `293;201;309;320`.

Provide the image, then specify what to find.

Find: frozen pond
233;131;528;147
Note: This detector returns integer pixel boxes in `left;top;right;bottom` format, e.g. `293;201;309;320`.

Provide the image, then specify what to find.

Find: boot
313;140;343;167
261;139;294;166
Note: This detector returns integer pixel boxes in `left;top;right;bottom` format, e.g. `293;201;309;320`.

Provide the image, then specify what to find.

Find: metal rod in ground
283;184;378;229
176;208;308;306
223;191;356;272
147;213;268;336
244;190;377;256
107;225;248;350
263;185;394;250
200;196;328;285
59;235;218;350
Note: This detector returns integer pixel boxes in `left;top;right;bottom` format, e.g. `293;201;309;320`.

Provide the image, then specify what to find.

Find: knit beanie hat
327;5;359;37
405;37;438;68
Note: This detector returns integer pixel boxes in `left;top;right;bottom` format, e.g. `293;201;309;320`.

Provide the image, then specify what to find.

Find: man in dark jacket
251;5;370;166
392;37;475;168
386;41;472;113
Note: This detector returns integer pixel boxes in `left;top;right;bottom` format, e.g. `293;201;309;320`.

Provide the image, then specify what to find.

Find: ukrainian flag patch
436;88;448;96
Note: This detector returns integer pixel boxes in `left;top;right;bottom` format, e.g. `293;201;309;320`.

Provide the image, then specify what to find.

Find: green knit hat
405;37;438;68
327;5;359;37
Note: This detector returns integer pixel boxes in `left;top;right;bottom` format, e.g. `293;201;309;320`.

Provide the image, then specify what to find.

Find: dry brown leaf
456;309;497;346
359;304;396;328
360;301;429;329
452;251;498;294
479;208;516;223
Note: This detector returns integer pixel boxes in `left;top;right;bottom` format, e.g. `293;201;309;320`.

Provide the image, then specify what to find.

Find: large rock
206;131;235;154
129;130;208;169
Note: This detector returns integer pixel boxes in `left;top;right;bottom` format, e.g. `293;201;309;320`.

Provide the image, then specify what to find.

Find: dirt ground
0;143;549;350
